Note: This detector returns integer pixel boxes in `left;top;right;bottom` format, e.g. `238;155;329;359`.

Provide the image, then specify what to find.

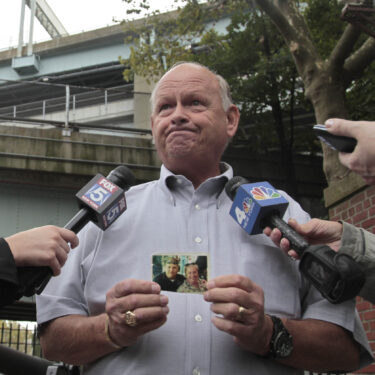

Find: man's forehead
158;66;217;91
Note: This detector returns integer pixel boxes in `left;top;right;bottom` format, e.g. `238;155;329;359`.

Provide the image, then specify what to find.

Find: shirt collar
158;163;233;206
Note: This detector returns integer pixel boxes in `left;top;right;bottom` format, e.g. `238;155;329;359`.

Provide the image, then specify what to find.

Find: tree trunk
304;67;351;184
253;0;374;188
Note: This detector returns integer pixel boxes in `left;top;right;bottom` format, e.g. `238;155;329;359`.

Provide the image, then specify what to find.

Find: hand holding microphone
17;165;135;297
225;177;365;303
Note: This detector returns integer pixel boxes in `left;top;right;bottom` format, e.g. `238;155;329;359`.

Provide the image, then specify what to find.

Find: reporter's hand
325;118;375;185
105;279;169;348
204;274;272;356
5;225;79;275
263;218;343;259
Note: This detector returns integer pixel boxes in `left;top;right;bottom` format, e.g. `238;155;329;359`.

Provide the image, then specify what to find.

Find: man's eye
159;104;171;112
192;100;201;106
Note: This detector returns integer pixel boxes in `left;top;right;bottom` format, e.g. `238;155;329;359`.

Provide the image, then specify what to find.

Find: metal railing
0;320;40;357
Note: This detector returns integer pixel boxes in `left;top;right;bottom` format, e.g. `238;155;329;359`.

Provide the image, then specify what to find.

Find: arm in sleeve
340;221;375;304
280;195;373;370
0;238;19;307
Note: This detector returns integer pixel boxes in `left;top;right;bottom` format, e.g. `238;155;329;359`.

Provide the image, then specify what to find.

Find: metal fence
0;321;41;357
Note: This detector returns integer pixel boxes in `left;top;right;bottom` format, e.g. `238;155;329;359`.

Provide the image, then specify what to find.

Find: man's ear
151;116;155;135
226;105;240;138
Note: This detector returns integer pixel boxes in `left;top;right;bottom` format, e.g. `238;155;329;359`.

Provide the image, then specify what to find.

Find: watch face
275;331;293;358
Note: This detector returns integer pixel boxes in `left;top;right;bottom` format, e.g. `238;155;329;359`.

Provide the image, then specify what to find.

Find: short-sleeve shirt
36;163;373;375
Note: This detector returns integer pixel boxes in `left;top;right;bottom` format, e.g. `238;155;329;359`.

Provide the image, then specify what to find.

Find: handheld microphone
225;176;365;304
64;165;135;233
0;344;79;375
226;176;309;254
17;165;135;297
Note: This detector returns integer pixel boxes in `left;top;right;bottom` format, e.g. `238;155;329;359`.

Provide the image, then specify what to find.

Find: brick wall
329;185;375;374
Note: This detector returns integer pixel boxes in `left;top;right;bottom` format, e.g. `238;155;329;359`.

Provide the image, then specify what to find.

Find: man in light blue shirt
36;62;373;374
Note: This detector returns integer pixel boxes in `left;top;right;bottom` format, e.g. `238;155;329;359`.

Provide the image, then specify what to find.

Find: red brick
330;216;340;222
342;211;348;220
355;362;375;373
363;310;375;320
355;203;364;213
364;310;375;320
364;199;371;209
336;201;349;213
357;301;372;312
367;331;375;340
366;185;375;197
351;193;366;205
353;211;369;224
363;218;375;229
369;206;375;217
349;207;355;216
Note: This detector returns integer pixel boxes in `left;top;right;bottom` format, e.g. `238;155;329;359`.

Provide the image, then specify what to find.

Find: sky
0;0;183;51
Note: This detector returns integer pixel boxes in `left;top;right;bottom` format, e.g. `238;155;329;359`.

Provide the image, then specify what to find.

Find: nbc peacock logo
251;186;281;200
242;197;253;213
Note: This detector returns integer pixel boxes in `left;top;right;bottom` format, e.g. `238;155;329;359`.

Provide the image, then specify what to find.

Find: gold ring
124;310;138;327
238;306;246;321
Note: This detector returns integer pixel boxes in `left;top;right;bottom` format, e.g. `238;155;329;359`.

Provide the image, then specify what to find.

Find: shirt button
192;368;201;375
194;236;202;244
195;314;203;322
195;204;201;210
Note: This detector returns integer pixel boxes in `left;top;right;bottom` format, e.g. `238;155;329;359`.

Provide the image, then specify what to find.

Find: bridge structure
0;1;326;320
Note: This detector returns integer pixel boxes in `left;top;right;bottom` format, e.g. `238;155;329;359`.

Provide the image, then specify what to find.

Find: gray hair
150;61;233;113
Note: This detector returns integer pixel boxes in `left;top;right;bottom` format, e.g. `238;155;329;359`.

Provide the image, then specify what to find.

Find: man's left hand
203;274;273;355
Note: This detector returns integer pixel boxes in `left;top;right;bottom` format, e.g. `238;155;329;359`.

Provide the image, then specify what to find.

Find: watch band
268;315;293;359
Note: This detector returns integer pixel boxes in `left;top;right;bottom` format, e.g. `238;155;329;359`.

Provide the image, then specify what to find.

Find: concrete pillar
133;74;158;130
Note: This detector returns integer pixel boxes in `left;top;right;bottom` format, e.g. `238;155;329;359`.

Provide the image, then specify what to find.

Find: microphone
0;344;79;375
226;176;365;303
17;165;135;297
226;176;309;254
64;165;135;233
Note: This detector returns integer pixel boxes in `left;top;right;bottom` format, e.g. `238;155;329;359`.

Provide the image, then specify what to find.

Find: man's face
165;263;179;279
151;64;238;173
186;265;199;285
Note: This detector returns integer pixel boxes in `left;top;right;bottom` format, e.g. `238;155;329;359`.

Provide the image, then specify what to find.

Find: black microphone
17;165;135;297
64;165;135;233
226;176;365;303
0;344;79;375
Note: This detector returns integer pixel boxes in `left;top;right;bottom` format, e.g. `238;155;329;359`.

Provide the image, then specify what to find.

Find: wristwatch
268;315;293;359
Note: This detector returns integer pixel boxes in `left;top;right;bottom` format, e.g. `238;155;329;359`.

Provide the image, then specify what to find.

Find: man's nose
171;103;188;126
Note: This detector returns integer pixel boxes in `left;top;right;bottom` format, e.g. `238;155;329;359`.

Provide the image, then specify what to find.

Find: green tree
253;0;375;185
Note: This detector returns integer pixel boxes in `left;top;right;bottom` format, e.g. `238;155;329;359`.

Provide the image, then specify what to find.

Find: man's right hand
105;279;169;348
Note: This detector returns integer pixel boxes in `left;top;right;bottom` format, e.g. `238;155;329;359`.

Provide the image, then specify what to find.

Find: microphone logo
104;197;127;226
243;197;253;213
251;186;281;200
229;181;288;234
82;177;117;209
